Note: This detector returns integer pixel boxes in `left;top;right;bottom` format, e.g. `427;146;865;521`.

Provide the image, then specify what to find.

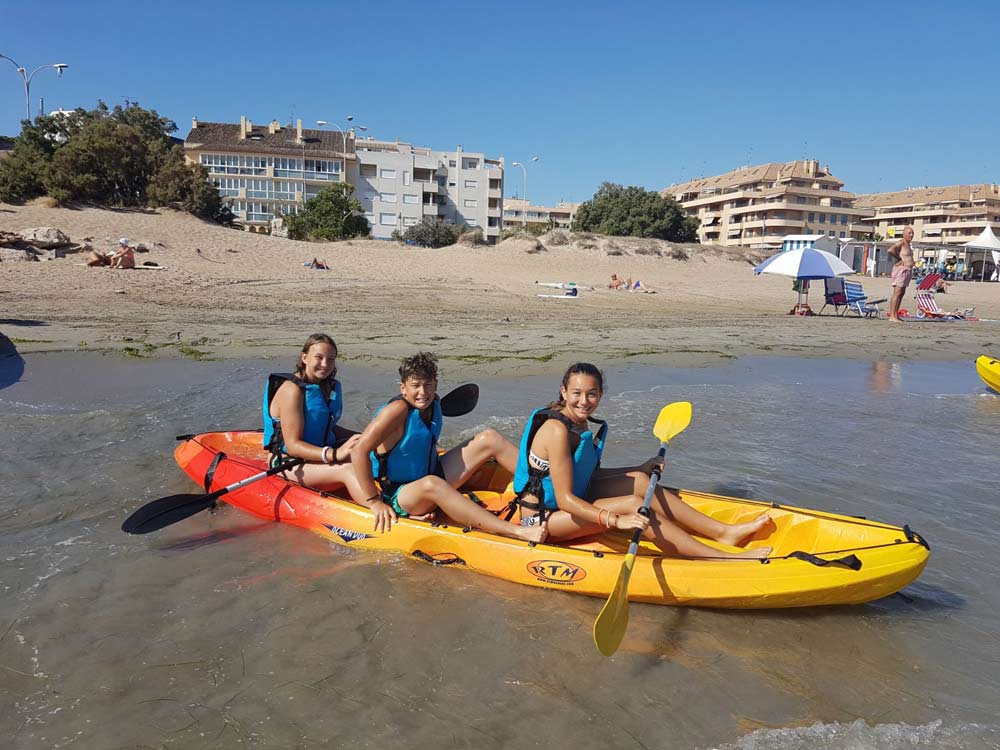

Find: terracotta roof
183;122;353;159
664;160;844;196
854;184;1000;209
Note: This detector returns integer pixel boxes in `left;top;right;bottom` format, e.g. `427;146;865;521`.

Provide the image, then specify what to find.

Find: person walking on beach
349;352;547;542
887;226;915;322
507;362;771;559
263;333;362;491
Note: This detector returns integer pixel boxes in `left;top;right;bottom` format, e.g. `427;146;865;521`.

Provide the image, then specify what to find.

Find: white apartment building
183;116;504;242
663;160;873;248
353;139;504;243
184;117;351;231
854;184;1000;246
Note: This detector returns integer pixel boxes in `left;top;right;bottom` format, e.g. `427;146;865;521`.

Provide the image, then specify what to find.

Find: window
839;231;846;238
466;219;478;226
464;199;478;208
448;181;456;188
828;230;835;236
380;169;396;179
403;217;418;226
403;194;419;204
449;160;457;168
462;158;479;169
380;213;396;226
464;180;478;189
403;171;411;186
841;215;849;225
808;213;815;222
360;164;377;177
380;193;397;203
818;213;826;223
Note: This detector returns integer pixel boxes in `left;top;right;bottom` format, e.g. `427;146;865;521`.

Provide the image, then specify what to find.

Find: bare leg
541;494;769;559
888;286;905;321
439;427;519;488
281;462;364;496
396;476;545;542
588;471;770;549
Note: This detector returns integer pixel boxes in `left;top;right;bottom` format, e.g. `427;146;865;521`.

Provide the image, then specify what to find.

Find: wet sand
3;202;999;378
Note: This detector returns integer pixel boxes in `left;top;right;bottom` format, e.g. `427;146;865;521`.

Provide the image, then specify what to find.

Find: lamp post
510;155;539;227
0;54;69;122
317;116;366;182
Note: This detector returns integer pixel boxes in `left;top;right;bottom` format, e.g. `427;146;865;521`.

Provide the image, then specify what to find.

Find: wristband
322;446;333;464
363;493;382;507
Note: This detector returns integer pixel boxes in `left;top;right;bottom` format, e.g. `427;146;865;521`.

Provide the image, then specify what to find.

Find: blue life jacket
262;373;343;457
371;395;443;486
512;407;607;513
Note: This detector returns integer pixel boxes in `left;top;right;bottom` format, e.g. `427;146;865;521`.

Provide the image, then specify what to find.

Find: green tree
44;119;155;205
285;184;369;241
147;146;222;219
572;182;699;242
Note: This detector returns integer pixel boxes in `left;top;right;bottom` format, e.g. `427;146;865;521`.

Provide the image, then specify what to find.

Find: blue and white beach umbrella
753;247;854;280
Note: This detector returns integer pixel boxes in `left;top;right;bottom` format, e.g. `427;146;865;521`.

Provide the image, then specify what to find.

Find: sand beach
3;202;997;376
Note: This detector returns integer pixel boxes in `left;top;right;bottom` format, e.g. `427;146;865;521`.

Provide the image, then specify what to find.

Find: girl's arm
538;421;605;526
273;382;333;464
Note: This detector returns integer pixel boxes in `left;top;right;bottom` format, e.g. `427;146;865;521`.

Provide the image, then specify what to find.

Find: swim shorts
892;265;913;288
379;483;410;518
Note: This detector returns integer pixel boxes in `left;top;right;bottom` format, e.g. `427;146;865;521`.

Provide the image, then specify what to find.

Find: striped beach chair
914;291;976;320
843;280;887;319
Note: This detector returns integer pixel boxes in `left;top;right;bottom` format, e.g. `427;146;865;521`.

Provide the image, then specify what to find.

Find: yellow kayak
977;355;1000;394
175;432;929;609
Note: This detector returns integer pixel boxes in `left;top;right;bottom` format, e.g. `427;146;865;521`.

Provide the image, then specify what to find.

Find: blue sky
3;0;999;205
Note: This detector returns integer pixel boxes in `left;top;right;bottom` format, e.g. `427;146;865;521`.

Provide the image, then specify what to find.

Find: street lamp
0;54;69;122
317;116;366;181
510;156;539;227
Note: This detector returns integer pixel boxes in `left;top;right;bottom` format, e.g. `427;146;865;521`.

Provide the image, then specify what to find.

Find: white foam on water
708;719;999;750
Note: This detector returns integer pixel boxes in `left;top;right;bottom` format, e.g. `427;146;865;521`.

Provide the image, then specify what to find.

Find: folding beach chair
916;273;942;292
843;280;887;319
914;291;976;320
819;277;849;316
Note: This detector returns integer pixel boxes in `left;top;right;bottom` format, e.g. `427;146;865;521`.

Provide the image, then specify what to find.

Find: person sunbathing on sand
507;362;771;559
349;352;547;542
609;273;627;290
109;239;135;269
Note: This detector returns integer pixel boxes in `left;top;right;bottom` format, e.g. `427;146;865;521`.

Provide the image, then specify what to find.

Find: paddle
592;401;693;657
121;383;481;535
440;383;478;417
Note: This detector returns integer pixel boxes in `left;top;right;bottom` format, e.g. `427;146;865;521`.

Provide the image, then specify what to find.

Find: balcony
487;207;501;218
422;203;441;216
419;180;439;194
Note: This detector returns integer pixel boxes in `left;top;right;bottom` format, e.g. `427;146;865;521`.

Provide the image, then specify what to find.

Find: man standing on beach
886;226;915;322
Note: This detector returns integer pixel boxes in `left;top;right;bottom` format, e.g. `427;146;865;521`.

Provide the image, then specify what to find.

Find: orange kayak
174;431;929;609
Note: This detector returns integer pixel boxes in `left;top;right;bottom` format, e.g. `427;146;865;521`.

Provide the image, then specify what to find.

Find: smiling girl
510;363;771;559
263;333;363;493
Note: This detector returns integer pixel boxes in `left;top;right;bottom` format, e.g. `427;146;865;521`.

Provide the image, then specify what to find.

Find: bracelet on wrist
363;493;382;507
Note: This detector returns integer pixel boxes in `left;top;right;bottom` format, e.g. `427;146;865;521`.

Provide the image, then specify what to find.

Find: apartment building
663;160;873;248
502;199;580;230
184;116;352;232
854;184;1000;246
353;139;504;243
183;116;504;242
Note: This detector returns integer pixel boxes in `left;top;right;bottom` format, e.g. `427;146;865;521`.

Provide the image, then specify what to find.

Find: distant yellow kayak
977;355;1000;394
174;432;929;609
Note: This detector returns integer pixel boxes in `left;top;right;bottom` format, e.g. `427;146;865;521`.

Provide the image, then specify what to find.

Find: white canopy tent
963;225;1000;281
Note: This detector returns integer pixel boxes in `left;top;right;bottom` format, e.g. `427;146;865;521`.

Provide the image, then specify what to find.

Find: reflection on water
2;354;999;749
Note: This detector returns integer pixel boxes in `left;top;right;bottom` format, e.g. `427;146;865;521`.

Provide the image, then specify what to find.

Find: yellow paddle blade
593;553;636;657
653;401;692;445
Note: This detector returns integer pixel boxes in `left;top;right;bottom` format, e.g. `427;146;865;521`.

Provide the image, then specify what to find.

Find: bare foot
888;316;902;323
729;546;771;560
718;512;770;547
515;521;548;544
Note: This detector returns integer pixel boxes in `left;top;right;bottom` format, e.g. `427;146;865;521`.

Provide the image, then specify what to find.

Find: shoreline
3;202;997;380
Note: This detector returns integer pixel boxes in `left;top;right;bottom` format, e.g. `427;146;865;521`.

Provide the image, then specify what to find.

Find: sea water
1;351;998;749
